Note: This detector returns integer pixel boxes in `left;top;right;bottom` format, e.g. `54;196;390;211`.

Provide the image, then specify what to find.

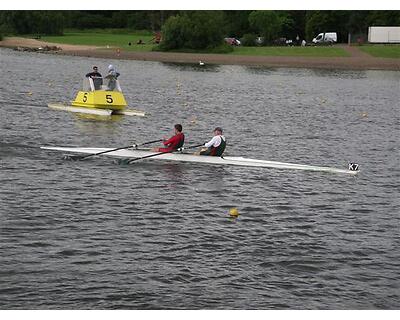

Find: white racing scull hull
41;146;359;175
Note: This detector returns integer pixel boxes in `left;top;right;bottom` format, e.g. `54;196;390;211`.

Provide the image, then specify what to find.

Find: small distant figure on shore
150;32;162;44
301;40;306;46
137;39;143;45
104;65;120;91
85;66;103;90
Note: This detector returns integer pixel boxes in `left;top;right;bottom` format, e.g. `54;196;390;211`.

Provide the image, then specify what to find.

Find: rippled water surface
0;48;399;309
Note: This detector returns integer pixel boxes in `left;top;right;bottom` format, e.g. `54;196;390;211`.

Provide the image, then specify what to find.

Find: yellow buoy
229;208;239;218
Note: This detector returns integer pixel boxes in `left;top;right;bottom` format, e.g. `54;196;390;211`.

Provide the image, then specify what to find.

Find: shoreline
1;37;399;71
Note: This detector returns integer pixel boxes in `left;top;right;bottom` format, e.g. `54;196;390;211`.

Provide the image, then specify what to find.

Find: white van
312;32;337;44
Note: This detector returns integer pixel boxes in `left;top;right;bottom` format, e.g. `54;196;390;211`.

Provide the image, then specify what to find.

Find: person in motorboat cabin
199;127;226;156
85;65;102;78
104;64;120;91
85;66;103;90
152;124;185;153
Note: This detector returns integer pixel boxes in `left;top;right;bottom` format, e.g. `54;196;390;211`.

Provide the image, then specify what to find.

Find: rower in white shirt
199;127;226;156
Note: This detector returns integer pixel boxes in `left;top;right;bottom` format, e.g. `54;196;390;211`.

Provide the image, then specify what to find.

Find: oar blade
62;154;84;161
117;158;132;165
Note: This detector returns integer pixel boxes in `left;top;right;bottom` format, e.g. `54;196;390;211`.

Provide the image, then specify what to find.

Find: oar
119;143;204;165
65;139;163;161
131;139;163;149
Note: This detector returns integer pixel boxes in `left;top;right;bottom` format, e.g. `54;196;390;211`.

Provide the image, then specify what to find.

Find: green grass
359;45;400;58
231;46;351;57
39;31;355;57
64;28;152;35
40;31;156;52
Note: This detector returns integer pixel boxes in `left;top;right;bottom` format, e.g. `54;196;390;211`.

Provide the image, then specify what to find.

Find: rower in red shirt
152;124;185;152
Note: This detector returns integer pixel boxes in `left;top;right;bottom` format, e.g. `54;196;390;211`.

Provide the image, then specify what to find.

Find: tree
34;12;64;35
126;12;152;30
248;11;292;44
223;11;252;37
185;11;225;49
160;15;189;50
161;11;225;50
306;11;359;42
112;11;128;28
283;10;307;40
0;11;64;35
305;11;330;41
367;11;400;26
346;11;369;34
4;11;33;34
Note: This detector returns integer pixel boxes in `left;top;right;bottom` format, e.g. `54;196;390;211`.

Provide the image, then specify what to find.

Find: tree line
0;10;399;47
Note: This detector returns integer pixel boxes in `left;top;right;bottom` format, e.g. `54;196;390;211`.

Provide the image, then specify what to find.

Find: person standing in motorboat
105;64;120;91
85;65;102;78
199;127;226;156
85;66;103;90
152;124;185;153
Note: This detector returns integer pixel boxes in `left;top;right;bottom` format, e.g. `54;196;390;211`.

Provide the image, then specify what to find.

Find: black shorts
199;147;212;155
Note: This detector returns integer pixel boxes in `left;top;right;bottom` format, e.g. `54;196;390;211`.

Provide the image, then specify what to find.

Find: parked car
285;39;294;46
312;32;337;44
273;38;287;46
224;38;241;46
273;38;294;46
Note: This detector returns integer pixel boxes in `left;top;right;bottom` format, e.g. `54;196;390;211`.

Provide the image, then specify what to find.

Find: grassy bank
359;45;400;58
231;46;350;57
39;31;398;58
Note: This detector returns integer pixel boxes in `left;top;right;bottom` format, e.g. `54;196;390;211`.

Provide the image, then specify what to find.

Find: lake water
0;48;399;309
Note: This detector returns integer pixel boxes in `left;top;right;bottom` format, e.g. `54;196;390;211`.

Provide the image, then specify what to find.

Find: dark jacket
85;71;102;78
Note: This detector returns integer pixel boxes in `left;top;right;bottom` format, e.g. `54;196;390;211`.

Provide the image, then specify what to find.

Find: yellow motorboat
48;77;146;117
71;76;127;111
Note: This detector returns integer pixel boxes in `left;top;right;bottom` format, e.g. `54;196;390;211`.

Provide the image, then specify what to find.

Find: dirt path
1;37;399;71
0;37;103;51
340;45;372;58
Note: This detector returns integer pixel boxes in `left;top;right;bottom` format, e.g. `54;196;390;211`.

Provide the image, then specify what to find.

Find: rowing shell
41;146;359;175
